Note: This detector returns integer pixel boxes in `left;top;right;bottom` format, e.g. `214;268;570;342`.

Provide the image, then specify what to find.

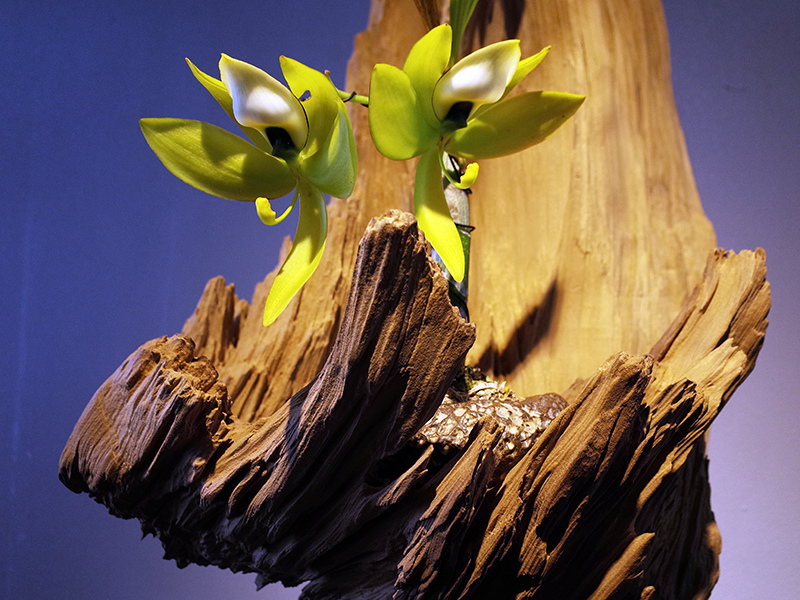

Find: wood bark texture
60;0;771;598
60;212;768;599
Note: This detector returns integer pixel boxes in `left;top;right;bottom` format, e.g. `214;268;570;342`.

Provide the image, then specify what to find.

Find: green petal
280;56;337;159
369;64;440;160
300;100;358;198
140;118;296;201
281;57;357;198
446;91;585;159
262;180;327;325
186;58;272;153
403;24;452;128
415;149;465;281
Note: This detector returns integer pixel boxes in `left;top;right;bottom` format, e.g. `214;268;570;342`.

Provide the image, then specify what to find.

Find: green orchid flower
368;24;585;281
140;54;357;325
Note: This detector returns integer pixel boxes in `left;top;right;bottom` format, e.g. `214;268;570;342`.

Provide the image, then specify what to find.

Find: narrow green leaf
448;0;480;64
415;149;465;281
186;58;272;153
369;64;440;160
140;117;296;200
262;180;327;325
446;91;585;159
403;24;452;128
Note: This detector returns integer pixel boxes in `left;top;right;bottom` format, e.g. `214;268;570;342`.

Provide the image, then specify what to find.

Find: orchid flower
141;54;357;325
368;24;584;281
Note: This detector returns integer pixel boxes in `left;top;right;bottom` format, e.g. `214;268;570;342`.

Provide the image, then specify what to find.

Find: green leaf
403;24;452;128
414;149;465;281
446;91;585;159
185;58;272;153
262;179;327;325
448;0;480;64
140;117;296;201
369;64;440;160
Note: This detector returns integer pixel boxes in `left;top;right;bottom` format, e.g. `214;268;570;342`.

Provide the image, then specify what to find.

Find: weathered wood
60;211;768;598
60;0;771;597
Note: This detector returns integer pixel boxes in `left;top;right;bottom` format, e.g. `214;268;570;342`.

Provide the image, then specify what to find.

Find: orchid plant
140;0;583;326
368;23;585;291
141;54;357;325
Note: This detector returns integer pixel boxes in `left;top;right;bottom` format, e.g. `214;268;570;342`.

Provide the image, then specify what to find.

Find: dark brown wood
60;210;768;598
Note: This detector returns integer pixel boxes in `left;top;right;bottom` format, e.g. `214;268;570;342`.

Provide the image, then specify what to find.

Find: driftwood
60;211;768;599
60;0;771;597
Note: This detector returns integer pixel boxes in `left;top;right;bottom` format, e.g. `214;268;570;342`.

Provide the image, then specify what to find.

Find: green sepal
369;64;440;160
468;47;551;122
414;149;465;281
403;24;452;128
185;58;272;153
281;56;357;198
262;179;327;325
505;46;550;96
446;91;585;159
140;117;296;201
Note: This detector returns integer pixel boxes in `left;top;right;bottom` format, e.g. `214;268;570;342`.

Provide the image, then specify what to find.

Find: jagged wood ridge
60;212;768;599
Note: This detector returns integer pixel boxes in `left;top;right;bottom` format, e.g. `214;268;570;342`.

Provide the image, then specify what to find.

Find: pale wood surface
221;0;718;417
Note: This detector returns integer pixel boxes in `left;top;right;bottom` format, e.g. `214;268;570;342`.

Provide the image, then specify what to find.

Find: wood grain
60;1;770;597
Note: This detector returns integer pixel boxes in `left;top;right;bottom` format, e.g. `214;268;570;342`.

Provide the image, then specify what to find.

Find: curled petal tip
456;162;479;189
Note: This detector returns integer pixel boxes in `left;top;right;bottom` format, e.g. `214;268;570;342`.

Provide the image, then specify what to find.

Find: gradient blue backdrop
2;2;797;599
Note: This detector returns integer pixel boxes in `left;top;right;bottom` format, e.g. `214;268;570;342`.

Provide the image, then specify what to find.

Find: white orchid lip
219;54;309;152
432;40;521;123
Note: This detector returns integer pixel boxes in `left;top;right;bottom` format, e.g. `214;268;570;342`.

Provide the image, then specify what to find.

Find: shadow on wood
60;211;769;599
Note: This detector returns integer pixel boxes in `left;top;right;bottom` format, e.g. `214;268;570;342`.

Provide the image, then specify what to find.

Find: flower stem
443;184;472;320
336;89;369;106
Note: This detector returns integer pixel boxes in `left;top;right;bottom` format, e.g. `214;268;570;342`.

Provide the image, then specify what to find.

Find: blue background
2;2;797;598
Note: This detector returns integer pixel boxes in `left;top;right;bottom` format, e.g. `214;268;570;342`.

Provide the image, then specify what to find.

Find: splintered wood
61;0;770;597
61;213;768;599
